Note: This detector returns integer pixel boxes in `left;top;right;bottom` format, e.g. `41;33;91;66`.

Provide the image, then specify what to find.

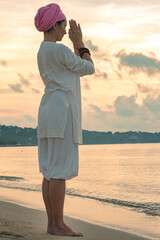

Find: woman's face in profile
56;19;67;41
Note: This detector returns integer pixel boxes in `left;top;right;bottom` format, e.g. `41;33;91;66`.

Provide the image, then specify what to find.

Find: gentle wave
66;189;160;217
0;184;41;192
0;176;25;181
0;182;159;217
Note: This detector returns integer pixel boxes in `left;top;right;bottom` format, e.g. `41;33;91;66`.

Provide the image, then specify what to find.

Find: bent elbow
78;61;95;77
89;64;95;75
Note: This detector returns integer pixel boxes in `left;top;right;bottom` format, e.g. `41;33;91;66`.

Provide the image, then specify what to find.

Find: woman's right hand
69;19;84;48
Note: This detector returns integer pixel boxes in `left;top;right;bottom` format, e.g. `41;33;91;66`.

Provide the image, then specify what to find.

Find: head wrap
34;3;66;32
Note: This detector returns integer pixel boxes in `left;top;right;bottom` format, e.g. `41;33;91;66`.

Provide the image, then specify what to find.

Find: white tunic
36;41;95;144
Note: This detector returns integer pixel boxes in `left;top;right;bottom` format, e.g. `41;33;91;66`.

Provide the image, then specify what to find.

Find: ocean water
0;144;160;239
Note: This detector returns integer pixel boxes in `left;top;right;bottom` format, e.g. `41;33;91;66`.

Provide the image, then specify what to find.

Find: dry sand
0;201;150;240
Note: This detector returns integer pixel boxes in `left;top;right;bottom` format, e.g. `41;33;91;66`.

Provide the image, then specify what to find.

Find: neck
44;32;57;43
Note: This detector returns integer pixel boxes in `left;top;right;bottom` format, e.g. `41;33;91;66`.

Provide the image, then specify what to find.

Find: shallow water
0;144;160;239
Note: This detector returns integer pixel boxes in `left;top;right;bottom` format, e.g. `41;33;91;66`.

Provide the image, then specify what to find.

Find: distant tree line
0;125;37;146
83;130;160;144
0;124;160;146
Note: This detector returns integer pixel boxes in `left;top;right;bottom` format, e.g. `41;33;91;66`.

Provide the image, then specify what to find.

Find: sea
0;143;160;239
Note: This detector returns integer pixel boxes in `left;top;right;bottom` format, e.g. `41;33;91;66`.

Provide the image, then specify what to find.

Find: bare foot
47;227;52;234
48;223;83;237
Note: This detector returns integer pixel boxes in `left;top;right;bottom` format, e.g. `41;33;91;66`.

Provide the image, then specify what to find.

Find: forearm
81;52;93;64
76;41;94;64
73;44;80;56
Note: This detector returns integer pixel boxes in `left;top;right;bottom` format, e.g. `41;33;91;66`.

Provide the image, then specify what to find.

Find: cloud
83;94;160;132
136;84;150;93
0;60;7;67
95;69;108;79
82;96;87;101
89;104;108;119
143;95;160;113
136;83;160;98
82;79;90;90
83;82;90;90
0;114;36;128
116;49;160;76
18;73;30;87
32;88;40;94
68;0;160;7
0;60;11;71
84;39;98;52
114;95;140;117
8;83;24;93
8;73;33;93
24;114;36;122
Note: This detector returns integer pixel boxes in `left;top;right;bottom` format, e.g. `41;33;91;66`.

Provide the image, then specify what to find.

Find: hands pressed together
68;19;85;55
68;19;93;64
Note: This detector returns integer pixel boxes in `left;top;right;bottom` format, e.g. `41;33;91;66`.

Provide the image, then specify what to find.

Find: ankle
53;220;65;229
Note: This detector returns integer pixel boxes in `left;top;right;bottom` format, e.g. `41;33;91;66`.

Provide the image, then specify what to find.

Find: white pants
38;104;79;180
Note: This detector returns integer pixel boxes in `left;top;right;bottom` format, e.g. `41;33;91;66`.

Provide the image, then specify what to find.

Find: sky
1;0;160;132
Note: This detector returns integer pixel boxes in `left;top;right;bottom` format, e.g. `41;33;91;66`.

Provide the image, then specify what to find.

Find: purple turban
34;3;66;32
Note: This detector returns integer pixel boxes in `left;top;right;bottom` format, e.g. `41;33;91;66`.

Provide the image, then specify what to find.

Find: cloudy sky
1;0;160;132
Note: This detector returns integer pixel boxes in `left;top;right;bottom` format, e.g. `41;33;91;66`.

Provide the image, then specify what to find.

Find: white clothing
37;41;95;144
38;104;78;180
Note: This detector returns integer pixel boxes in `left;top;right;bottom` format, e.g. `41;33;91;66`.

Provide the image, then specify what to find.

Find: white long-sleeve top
37;41;95;144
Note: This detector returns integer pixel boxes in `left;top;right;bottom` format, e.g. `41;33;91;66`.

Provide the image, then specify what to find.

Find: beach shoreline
1;145;159;239
0;200;151;240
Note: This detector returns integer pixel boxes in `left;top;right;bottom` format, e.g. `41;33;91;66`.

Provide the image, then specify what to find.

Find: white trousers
38;104;79;180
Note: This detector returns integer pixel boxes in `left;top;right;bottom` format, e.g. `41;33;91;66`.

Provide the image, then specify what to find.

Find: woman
34;3;94;237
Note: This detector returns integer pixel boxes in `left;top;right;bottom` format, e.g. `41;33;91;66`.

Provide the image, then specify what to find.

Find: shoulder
56;43;73;55
39;42;73;56
56;43;70;50
38;41;57;55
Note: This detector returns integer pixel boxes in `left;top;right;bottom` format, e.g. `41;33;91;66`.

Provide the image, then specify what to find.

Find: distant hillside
0;124;160;146
0;125;37;146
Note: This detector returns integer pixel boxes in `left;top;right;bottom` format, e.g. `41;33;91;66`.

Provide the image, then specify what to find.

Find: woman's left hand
68;19;83;46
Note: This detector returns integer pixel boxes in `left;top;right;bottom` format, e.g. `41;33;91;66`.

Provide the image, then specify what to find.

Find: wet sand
0;200;150;240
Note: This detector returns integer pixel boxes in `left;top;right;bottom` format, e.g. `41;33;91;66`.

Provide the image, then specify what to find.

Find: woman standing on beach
34;3;94;237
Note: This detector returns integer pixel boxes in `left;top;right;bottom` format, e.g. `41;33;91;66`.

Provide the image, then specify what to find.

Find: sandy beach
0;200;150;240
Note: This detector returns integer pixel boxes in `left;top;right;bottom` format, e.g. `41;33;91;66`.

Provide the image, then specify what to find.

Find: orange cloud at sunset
1;0;160;132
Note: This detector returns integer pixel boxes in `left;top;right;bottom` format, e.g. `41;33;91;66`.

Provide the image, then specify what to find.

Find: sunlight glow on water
0;143;160;239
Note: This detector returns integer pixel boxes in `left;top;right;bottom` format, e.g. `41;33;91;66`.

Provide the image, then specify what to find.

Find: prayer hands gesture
69;19;84;49
68;19;93;63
